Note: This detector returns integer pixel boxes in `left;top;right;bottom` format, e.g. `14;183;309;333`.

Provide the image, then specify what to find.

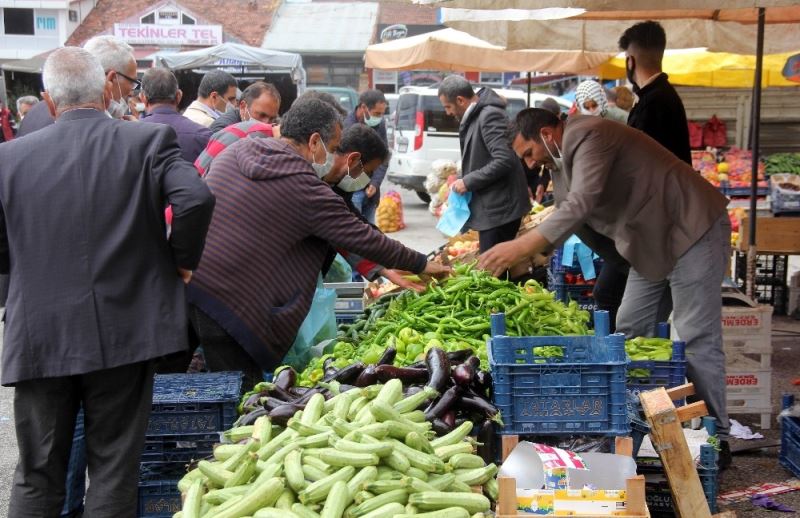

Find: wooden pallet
639;383;735;518
495;436;650;517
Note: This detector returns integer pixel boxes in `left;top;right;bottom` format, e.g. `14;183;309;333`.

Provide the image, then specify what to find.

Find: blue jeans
61;408;86;517
351;190;377;225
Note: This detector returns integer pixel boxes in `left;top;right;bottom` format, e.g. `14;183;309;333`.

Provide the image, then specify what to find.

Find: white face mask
365;115;383;128
106;80;128;119
579;105;601;116
337;160;371;192
540;130;563;171
311;137;335;179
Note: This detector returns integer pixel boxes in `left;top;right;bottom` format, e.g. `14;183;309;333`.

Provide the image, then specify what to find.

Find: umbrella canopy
159;42;306;84
365;28;614;73
435;5;800;53
1;50;56;74
599;48;800;88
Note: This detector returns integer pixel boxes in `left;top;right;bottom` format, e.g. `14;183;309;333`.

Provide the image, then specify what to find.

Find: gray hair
438;75;474;103
141;68;179;104
242;81;281;108
280;97;340;145
43;47;106;110
16;95;39;113
83;35;134;73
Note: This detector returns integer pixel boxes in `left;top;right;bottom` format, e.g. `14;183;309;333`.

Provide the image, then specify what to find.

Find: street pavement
0;182;444;517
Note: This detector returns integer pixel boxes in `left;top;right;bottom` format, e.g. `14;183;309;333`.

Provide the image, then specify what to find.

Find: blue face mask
365;115;383;127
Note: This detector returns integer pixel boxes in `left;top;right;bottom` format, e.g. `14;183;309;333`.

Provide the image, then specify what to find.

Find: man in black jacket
0;47;215;517
438;76;530;255
620;20;692;165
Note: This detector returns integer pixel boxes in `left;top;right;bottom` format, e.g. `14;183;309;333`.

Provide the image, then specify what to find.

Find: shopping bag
688;121;704;149
561;235;599;280
436;190;472;237
703;116;728;148
282;275;337;370
323;254;352;283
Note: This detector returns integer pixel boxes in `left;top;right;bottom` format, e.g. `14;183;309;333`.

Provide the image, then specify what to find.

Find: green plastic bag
323;254;352;283
282;275;337;370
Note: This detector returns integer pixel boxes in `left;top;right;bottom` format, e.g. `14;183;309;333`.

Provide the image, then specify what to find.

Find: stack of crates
138;372;242;517
626;323;688;401
547;247;603;317
721;295;773;430
488;310;629;437
779;395;800;477
734;253;788;315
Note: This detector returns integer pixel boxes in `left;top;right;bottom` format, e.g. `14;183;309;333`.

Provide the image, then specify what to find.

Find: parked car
386;86;570;202
306;86;359;113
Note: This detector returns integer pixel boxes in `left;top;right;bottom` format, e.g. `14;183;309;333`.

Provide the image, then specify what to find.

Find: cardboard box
722;304;773;355
737;216;800;254
726;353;773;429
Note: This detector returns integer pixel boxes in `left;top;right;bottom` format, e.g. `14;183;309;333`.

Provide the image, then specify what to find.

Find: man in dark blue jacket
344;89;389;224
140;68;213;163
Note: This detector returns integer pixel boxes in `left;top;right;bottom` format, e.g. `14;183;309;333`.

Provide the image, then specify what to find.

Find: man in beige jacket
481;108;732;461
183;70;238;127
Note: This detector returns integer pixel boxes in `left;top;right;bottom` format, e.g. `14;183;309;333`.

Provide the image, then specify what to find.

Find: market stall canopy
432;4;800;53
1;50;55;74
159;42;306;84
365;27;614;73
599;48;800;88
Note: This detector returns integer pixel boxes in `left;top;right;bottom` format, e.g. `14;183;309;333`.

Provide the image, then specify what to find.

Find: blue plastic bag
282;275;337;370
436;191;472;237
561;235;599;280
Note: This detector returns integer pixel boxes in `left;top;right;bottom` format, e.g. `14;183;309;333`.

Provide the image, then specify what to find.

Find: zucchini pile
175;378;497;518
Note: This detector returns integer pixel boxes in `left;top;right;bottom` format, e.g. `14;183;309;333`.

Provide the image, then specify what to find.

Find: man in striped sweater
187;98;447;388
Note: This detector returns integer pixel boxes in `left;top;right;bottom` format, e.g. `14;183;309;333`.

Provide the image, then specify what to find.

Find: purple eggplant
330;362;366;384
269;403;304;426
274;367;297;391
241;392;263;413
262;397;285;411
442;410;456;429
294;388;324;405
405;386;424;397
466;356;480;370
355;365;379;387
374;365;429;383
408;349;472;369
459;393;502;424
424;385;463;421
425;348;451;393
473;370;492;398
376;347;397;366
451;361;476;387
237;406;268;426
432;418;453;435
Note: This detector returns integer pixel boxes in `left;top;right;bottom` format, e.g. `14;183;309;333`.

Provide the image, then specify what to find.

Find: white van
386;86;570;202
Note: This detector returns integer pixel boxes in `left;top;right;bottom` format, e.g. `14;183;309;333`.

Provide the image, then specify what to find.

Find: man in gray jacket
438;76;530;254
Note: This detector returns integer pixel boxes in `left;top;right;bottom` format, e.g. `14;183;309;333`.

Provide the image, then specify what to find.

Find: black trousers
188;305;264;392
478;219;522;253
592;262;630;333
9;360;155;518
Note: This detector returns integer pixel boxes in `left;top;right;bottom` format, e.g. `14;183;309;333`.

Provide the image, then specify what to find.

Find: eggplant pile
238;347;501;439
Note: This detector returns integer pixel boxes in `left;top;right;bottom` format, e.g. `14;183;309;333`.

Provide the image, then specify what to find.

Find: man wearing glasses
209;81;281;134
17;35;139;137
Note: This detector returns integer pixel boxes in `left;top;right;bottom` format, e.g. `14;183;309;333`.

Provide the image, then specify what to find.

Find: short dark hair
619;21;667;66
141;68;179;104
358;89;386;110
280;97;341;144
198;70;237;98
510;108;560;143
242;81;281;107
438;75;474;103
539;97;562;117
297;90;347;117
338;124;389;165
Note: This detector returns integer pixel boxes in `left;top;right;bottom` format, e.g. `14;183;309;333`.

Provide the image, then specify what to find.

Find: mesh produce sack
376;190;405;233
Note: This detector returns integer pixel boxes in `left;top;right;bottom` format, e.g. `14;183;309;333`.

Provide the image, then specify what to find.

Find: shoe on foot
718;440;732;470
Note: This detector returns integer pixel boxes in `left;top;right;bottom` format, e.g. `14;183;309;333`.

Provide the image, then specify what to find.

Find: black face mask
626;56;640;93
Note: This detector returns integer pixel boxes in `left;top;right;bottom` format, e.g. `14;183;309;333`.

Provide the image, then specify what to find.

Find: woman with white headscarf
574;80;629;123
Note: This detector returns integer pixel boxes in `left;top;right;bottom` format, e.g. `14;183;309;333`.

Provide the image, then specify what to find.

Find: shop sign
113;23;222;46
380;24;408;43
35;16;57;32
373;70;397;84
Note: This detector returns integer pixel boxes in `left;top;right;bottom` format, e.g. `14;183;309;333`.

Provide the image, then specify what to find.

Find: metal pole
746;7;765;299
526;72;532;107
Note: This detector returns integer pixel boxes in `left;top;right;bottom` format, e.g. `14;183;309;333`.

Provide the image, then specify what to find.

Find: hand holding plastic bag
436;190;472;237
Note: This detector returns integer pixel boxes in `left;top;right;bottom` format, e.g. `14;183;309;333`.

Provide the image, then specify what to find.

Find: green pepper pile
765;152;800;175
625;337;673;378
299;263;590;385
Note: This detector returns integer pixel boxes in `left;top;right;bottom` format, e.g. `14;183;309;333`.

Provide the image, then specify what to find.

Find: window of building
479;72;503;85
4;8;35;35
141;13;156;24
69;10;78;22
181;13;195;24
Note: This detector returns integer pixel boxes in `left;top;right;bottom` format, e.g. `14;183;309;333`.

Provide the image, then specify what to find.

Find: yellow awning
598;49;800;88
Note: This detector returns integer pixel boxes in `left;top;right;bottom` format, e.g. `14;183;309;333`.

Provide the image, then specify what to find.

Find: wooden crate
737;216;800;254
495;436;650;518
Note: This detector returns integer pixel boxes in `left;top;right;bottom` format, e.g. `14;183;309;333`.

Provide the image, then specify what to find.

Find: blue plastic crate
138;478;181;518
720;180;769;197
141;432;217;463
626;341;688;398
548;272;598;314
780;414;800;477
148;372;242;436
638;456;719;518
488;311;629;436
